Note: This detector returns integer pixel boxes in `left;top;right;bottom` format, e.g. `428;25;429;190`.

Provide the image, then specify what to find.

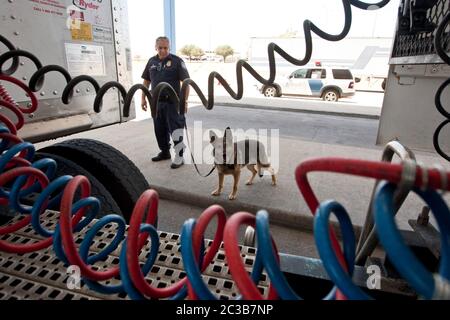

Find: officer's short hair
155;36;170;44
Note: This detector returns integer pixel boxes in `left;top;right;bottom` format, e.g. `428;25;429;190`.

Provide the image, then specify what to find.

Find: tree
179;44;204;61
215;45;234;63
190;46;204;60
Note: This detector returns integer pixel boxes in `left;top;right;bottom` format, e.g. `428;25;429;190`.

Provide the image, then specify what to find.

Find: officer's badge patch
166;60;172;68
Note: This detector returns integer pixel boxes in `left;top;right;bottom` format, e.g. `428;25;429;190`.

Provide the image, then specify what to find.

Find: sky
128;0;401;57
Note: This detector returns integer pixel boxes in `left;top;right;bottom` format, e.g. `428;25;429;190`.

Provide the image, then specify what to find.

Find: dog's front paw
245;180;253;185
228;193;237;200
272;181;277;186
211;189;221;196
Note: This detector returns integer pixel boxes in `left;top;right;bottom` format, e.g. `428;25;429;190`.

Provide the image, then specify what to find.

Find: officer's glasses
157;62;163;71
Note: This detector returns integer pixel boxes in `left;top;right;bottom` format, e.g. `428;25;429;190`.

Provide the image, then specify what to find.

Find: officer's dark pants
153;101;185;158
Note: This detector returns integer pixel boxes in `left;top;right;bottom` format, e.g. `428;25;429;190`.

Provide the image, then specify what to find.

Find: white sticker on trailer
65;43;106;76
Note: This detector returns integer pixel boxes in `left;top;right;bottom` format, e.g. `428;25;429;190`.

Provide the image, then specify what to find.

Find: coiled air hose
296;158;450;299
374;182;450;299
0;2;392;298
433;11;450;161
6;1;447;300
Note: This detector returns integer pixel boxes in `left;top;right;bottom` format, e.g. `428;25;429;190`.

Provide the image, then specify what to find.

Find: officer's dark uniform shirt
141;54;190;99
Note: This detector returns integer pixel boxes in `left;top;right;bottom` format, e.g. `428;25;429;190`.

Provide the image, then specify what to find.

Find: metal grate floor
0;210;269;300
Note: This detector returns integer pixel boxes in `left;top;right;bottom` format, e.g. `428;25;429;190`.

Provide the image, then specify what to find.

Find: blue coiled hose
0;139;59;214
52;197;101;266
79;214;126;294
119;224;160;300
314;200;372;300
180;218;265;300
256;210;338;300
0;127;12;150
374;182;450;299
9;158;57;214
0;141;35;201
180;219;216;300
30;175;72;237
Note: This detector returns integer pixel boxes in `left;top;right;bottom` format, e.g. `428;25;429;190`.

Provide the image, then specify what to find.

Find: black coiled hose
0;0;390;118
433;11;450;161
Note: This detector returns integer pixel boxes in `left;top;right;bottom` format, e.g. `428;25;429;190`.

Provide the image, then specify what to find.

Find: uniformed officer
141;36;190;169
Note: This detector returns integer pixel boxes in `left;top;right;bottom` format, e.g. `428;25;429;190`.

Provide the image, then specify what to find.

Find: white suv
258;67;355;102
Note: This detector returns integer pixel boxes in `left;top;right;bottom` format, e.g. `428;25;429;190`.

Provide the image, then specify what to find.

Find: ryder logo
73;0;102;10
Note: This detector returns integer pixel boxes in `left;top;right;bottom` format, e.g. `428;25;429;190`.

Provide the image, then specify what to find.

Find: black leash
184;123;216;178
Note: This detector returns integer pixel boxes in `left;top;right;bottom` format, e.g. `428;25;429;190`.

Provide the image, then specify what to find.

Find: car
258;67;356;102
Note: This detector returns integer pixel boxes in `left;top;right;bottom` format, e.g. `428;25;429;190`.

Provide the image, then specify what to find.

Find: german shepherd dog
209;127;277;200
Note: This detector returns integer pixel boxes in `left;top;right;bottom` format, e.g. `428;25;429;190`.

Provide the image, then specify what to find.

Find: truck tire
34;152;122;217
38;139;150;222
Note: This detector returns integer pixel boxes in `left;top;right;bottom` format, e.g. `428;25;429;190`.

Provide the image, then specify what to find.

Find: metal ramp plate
0;210;269;300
